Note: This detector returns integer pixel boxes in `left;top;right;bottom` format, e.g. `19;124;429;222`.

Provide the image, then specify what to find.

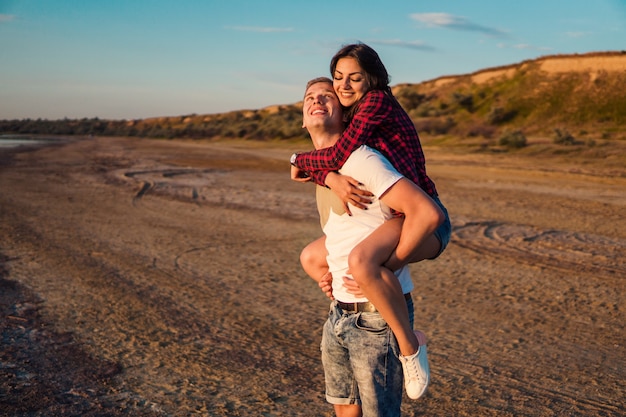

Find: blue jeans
321;298;415;417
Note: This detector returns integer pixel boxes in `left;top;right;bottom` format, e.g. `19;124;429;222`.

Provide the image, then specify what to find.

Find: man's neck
310;129;341;150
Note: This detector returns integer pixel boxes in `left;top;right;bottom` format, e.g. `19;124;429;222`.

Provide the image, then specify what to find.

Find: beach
1;136;625;416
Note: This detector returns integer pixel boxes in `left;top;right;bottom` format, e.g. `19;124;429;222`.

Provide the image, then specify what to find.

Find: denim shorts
431;196;451;259
321;298;415;417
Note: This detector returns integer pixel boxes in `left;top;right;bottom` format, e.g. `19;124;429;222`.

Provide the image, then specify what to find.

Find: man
295;77;443;416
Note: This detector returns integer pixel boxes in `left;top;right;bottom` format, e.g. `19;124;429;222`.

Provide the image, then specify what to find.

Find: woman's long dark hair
330;43;397;118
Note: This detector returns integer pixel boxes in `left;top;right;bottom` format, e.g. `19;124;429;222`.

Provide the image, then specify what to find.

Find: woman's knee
301;236;328;272
300;244;321;270
299;244;313;268
348;246;377;283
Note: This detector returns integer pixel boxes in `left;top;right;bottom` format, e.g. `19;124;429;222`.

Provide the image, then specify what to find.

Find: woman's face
333;57;369;107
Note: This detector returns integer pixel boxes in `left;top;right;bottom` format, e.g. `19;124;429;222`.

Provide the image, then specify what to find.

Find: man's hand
291;165;311;183
325;172;374;215
318;271;334;300
342;274;365;298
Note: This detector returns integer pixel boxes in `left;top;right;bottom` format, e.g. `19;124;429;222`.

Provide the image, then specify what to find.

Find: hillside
2;51;626;151
392;51;626;143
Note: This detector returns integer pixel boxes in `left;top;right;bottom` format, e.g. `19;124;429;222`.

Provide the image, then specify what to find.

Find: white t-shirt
316;145;414;303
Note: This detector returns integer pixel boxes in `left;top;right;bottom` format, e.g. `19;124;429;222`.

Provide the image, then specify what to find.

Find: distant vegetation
2;51;625;154
0;105;310;142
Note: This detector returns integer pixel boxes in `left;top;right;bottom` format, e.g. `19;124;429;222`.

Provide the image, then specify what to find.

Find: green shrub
553;128;578;145
487;106;518;124
499;130;527;149
452;92;474;112
395;89;426;111
414;117;455;136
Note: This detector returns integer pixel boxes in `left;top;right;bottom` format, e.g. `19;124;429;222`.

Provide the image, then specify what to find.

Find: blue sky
1;0;625;120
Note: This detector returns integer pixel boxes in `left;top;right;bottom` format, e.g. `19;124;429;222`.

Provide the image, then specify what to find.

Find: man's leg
322;304;363;414
334;404;362;417
344;311;403;417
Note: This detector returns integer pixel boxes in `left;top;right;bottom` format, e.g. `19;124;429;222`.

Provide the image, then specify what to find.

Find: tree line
0;105;310;141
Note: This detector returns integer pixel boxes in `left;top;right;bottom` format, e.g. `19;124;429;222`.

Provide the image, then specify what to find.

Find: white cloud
369;39;436;52
498;42;552;52
410;12;508;37
0;14;16;22
225;26;294;33
565;31;590;38
411;12;457;27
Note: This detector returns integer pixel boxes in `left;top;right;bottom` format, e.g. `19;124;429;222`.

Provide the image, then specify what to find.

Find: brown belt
337;293;412;313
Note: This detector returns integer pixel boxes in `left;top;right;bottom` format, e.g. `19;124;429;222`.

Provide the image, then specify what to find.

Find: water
0;135;58;149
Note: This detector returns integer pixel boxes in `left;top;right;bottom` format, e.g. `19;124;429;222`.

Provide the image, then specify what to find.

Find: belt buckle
361;302;377;313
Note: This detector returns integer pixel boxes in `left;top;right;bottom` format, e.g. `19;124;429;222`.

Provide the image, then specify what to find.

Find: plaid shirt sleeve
294;90;392;186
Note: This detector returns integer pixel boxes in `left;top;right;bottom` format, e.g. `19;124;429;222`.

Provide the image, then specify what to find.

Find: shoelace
403;355;423;383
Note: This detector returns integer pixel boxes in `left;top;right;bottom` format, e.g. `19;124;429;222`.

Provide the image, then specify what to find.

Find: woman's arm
294;90;393;185
324;172;373;214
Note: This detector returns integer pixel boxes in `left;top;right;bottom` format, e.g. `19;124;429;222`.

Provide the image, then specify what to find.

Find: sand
1;136;624;416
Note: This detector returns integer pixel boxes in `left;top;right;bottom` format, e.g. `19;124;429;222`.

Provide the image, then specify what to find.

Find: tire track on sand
452;220;626;279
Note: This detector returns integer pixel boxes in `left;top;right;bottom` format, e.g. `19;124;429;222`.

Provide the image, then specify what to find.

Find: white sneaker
399;330;430;400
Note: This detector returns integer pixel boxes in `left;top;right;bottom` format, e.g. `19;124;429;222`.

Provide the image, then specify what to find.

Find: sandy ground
0;136;625;417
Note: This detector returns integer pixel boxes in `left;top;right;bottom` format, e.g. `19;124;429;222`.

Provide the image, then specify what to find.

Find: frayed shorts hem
326;395;361;406
430;195;451;259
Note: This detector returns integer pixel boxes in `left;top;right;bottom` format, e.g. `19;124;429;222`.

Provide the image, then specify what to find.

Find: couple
292;44;451;417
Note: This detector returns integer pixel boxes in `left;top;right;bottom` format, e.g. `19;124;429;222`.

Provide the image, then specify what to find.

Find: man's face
302;82;343;131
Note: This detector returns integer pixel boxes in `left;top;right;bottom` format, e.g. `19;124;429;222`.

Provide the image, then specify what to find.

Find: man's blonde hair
304;77;333;98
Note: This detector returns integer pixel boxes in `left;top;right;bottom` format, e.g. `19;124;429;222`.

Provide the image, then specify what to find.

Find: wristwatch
290;152;298;166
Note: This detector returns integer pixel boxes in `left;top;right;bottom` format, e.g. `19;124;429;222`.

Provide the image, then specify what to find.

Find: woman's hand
325;172;373;215
291;165;311;183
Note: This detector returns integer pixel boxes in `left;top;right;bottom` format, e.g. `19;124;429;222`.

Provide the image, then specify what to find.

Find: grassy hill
392;51;626;145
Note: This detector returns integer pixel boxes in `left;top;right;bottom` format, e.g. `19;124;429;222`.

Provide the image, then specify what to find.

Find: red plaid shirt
295;89;438;197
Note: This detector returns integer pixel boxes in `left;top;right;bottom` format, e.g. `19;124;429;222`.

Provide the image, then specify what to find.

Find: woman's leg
402;233;442;264
401;196;450;264
300;235;328;281
347;217;441;358
347;218;420;357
